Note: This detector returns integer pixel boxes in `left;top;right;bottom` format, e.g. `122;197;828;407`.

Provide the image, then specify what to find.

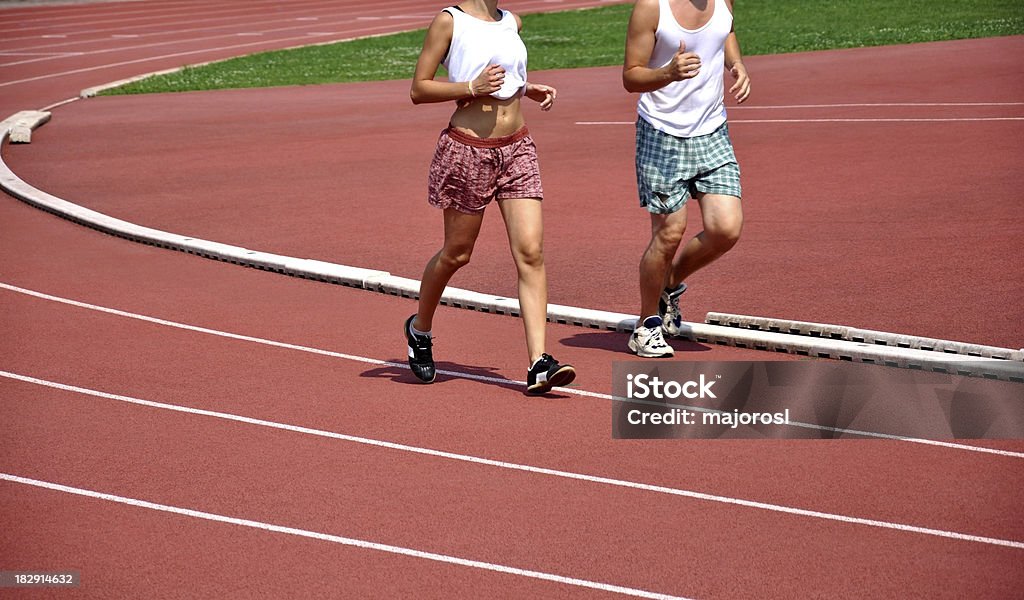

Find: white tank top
442;7;528;100
637;0;732;138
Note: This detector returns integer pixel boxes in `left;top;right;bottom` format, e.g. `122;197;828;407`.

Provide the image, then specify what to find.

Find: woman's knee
513;241;545;270
439;245;473;270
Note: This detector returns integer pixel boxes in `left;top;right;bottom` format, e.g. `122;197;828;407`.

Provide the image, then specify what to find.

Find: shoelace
532;353;554;371
644;329;669;348
410;333;433;351
665;297;682;320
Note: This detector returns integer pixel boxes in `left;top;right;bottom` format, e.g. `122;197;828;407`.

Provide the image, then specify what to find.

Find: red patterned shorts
427;126;544;214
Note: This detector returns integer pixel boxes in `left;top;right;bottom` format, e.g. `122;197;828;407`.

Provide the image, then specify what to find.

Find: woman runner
403;0;576;395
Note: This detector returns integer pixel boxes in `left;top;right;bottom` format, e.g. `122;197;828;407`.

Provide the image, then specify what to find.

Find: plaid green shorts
635;117;741;214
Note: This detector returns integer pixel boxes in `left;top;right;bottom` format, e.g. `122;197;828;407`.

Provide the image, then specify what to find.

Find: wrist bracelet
467;81;475;97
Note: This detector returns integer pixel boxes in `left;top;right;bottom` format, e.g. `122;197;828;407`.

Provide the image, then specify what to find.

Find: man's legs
632;207;688;357
666;193;743;289
641;207;688;319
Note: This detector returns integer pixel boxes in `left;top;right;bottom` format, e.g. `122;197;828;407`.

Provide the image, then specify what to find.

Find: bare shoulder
723;0;735;13
629;0;660;28
418;9;454;61
508;10;523;31
427;9;455;35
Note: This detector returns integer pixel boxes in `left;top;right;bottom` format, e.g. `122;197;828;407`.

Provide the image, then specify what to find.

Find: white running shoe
658;282;687;337
629;316;675;358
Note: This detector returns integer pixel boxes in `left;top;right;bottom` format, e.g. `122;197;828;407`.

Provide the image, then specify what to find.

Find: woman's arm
525;83;556;111
409;12;505;104
622;0;701;93
515;13;556;111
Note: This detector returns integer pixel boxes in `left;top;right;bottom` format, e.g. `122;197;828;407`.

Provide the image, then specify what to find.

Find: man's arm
724;0;750;103
622;0;701;93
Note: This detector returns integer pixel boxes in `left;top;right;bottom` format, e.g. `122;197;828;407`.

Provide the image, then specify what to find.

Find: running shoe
629;316;675;358
658;282;687;337
526;353;576;395
404;315;436;383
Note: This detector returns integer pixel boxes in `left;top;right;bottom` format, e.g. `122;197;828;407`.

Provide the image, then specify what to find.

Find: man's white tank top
442;6;528;100
637;0;732;138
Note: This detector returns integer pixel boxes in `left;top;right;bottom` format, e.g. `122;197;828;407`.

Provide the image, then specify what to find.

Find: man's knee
657;229;685;251
706;212;742;251
709;225;741;251
651;209;687;248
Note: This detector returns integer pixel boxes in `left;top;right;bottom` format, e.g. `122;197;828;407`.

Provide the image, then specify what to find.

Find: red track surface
2;1;1023;598
5;37;1023;346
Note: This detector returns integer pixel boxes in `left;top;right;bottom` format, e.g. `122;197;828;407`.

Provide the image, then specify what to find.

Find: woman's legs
497;197;547;365
413;207;485;332
497;196;574;393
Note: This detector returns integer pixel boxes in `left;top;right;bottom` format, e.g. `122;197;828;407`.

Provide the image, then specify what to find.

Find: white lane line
729;102;1024;109
2;280;1022;459
2;370;1022;550
2;18;365;67
0;0;436;47
0;51;86;66
0;52;80;57
576;118;1024;125
0;21;415;88
0;473;690;600
0;0;354;33
734;118;1024;123
0;53;85;66
1;11;348;47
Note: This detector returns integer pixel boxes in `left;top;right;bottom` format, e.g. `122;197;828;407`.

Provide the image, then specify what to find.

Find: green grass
737;0;1024;54
104;1;1024;95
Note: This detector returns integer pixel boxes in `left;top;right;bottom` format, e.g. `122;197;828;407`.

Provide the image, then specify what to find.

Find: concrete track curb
3;111;1021;381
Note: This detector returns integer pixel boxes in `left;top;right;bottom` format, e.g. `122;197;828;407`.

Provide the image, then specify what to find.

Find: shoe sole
526;365;576;396
410;361;436;384
628;336;674;358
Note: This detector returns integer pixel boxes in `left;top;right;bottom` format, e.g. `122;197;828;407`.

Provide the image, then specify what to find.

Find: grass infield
104;0;1024;94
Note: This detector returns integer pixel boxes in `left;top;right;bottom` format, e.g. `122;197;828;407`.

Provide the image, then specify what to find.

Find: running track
2;1;1023;598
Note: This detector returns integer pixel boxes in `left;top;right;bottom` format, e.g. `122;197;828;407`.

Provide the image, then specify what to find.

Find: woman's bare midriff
449;91;525;138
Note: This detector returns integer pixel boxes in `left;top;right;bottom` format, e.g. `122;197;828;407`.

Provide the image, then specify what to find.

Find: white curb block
2;112;1021;382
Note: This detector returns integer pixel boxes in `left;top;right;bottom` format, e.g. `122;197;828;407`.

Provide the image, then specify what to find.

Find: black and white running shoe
658;282;687;337
404;315;436;383
629;315;675;358
526;353;576;395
